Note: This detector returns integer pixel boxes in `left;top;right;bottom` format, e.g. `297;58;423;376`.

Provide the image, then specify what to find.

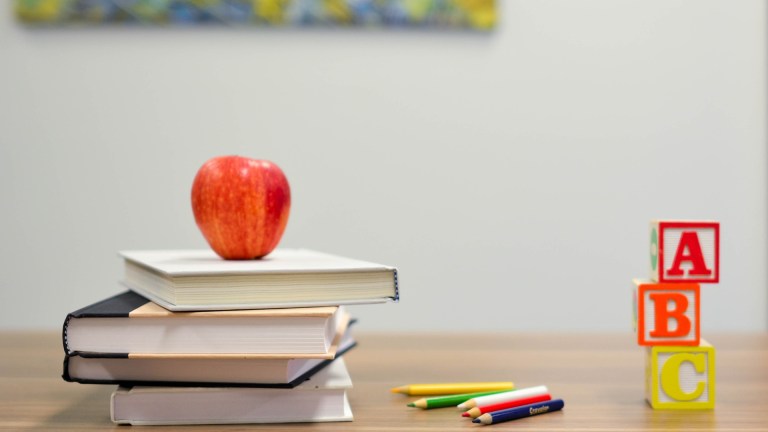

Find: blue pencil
472;398;564;425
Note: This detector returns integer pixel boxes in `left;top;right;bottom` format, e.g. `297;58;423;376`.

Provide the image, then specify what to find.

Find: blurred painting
15;0;496;30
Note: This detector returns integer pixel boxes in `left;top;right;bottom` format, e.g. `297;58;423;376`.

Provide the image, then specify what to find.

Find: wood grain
1;332;766;431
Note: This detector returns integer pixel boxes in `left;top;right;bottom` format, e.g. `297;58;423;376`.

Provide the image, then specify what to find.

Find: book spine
393;269;400;301
61;314;73;354
61;351;71;382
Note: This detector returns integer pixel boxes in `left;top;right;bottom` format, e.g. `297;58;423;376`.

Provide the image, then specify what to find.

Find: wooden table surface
2;332;767;431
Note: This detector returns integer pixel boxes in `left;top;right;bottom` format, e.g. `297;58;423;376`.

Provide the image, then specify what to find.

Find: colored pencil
390;382;514;396
472;399;565;425
462;393;552;418
457;385;548;410
407;390;511;409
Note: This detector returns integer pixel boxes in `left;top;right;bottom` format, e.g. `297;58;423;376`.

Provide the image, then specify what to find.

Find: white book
111;359;354;425
119;248;399;311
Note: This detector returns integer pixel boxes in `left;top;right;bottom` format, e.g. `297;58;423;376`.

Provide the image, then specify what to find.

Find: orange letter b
649;293;691;338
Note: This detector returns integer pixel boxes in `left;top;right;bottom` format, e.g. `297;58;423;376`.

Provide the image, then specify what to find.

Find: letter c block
645;341;715;409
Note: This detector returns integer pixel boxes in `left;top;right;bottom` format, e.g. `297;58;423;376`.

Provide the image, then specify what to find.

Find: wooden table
2;332;767;431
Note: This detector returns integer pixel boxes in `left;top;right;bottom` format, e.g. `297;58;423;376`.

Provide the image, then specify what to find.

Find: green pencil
406;389;514;409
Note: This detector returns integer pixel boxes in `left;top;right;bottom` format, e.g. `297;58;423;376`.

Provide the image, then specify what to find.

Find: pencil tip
472;419;481;424
457;404;466;410
461;412;469;418
390;388;400;394
406;403;415;407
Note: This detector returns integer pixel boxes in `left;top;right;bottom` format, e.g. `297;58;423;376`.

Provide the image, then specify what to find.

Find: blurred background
0;0;765;332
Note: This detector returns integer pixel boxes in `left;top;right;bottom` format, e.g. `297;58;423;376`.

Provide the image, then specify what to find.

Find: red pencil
462;393;552;418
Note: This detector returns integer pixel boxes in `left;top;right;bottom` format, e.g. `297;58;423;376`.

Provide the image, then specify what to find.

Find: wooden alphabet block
650;220;719;283
645;340;715;409
632;283;638;333
635;280;700;346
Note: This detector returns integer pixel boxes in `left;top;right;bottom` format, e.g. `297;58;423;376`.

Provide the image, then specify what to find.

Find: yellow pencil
390;382;514;396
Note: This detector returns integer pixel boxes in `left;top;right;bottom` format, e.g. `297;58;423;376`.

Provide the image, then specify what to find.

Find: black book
62;291;355;387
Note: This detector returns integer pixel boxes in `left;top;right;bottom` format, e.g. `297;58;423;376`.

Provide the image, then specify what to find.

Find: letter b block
635;280;700;346
645;341;715;409
650;220;719;283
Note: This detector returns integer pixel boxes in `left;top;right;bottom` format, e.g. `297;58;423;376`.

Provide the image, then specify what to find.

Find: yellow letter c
660;353;706;401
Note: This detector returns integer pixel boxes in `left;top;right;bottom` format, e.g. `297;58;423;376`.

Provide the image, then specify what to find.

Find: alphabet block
635;280;700;346
645;340;715;409
650;220;719;283
632;283;638;333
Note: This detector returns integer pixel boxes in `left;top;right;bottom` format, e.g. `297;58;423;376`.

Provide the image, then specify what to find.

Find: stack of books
62;248;399;425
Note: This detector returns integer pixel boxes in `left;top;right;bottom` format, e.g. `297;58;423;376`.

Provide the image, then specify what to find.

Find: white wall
0;1;765;331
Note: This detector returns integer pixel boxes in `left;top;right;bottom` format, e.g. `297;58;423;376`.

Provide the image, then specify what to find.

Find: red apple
191;156;291;260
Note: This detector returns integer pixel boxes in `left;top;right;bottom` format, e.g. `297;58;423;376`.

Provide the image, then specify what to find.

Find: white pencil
457;385;549;410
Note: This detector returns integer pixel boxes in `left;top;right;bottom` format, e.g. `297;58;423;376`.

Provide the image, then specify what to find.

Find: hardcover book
110;358;354;425
63;325;357;388
118;248;399;311
63;291;349;356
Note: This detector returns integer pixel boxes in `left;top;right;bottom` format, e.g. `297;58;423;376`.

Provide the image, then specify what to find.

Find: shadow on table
34;386;114;430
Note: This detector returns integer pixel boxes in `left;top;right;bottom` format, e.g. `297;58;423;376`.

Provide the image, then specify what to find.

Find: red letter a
649;293;691;338
667;231;712;277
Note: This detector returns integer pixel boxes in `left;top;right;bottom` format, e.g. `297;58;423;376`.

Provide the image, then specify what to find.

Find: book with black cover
63;291;349;356
62;324;357;388
119;248;399;311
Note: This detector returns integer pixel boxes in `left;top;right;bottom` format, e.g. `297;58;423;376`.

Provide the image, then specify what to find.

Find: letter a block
635;280;700;346
645;341;715;409
650;221;719;283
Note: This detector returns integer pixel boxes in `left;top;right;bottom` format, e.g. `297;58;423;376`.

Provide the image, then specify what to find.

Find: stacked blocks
634;220;719;410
